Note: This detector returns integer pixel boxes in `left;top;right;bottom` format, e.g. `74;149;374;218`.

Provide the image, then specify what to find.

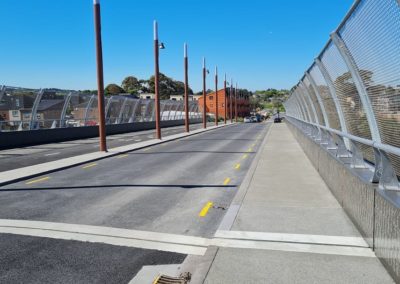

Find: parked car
251;116;257;123
274;117;282;123
244;117;251;123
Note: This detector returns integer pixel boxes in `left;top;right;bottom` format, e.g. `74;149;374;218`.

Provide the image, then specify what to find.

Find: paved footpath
203;123;394;284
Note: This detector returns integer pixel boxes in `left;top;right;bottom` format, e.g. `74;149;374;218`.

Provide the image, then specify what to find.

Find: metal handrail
287;115;400;158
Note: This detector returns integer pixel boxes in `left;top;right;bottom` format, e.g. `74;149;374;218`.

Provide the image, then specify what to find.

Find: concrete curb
0;123;235;186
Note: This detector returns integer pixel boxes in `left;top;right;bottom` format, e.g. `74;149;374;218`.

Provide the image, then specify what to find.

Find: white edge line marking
0;227;205;256
0;220;375;258
44;152;61;157
0;220;208;247
215;230;369;248
211;238;375;258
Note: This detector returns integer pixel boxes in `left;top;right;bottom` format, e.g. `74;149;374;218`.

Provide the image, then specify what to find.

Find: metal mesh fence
302;77;326;126
309;64;342;131
339;0;400;175
285;0;400;175
320;42;375;163
0;86;200;132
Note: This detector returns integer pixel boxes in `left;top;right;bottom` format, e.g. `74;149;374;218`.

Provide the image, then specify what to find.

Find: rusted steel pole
215;66;218;126
93;0;107;152
224;73;227;124
202;58;207;129
230;79;233;123
154;21;162;139
184;43;189;132
235;82;238;122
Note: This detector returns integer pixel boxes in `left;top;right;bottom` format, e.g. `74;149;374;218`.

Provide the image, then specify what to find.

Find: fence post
331;32;381;143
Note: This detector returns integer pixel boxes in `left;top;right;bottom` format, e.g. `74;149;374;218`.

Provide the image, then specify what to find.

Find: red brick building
197;89;250;119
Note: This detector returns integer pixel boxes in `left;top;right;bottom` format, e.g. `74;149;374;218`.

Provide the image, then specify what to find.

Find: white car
244;117;251;123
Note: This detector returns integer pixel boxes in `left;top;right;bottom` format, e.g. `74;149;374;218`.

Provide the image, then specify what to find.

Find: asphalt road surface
0;123;271;284
0;123;204;172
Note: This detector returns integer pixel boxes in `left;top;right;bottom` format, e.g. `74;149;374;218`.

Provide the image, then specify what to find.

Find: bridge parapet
286;118;400;282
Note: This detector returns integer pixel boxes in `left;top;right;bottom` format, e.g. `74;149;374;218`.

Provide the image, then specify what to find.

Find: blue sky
0;0;354;92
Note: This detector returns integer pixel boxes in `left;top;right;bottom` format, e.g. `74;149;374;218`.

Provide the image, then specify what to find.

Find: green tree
105;84;125;96
121;76;141;94
148;73;193;99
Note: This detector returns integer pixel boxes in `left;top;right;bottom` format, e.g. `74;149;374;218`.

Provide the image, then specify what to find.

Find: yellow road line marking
82;163;97;169
247;148;253;152
242;154;248;160
26;177;50;185
118;154;129;158
235;163;241;170
143;147;151;152
223;178;231;185
199;202;213;217
252;143;256;147
152;275;161;284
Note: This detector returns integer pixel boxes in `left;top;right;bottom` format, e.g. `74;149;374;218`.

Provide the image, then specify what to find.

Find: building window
12;110;19;117
209;96;213;100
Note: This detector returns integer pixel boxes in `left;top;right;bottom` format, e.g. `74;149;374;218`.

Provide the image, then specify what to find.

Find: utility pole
235;83;238;122
184;43;189;132
224;74;227;124
93;0;107;152
230;79;233;123
215;66;218;126
154;20;161;139
202;58;207;129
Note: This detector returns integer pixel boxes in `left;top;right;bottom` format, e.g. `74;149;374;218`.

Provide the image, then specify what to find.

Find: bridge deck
204;123;394;284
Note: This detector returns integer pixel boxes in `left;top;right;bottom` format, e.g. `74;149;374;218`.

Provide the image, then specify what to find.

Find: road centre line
82;163;97;169
199;202;213;217
223;178;231;185
235;163;241;170
25;177;50;185
242;154;248;160
0;220;375;258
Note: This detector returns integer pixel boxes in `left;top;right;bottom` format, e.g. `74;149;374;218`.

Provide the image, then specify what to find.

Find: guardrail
0;86;202;132
284;0;400;193
286;116;400;194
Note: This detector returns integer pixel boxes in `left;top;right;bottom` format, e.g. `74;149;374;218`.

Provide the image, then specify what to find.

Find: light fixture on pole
184;43;189;133
93;0;107;152
202;57;207;129
235;82;238;122
154;20;162;139
215;66;218;126
230;79;233;123
224;74;227;124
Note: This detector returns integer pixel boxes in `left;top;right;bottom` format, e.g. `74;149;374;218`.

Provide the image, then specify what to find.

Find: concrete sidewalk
204;123;394;283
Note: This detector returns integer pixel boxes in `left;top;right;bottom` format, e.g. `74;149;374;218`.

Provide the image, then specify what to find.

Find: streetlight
202;57;208;129
154;20;164;140
224;74;227;124
230;79;233;123
93;0;107;152
235;82;238;122
184;43;189;133
215;66;218;126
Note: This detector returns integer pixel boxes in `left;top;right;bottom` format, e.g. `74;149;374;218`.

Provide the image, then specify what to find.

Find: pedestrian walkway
204;123;394;284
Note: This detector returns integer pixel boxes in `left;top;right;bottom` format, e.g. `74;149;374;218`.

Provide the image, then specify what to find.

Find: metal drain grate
153;272;191;284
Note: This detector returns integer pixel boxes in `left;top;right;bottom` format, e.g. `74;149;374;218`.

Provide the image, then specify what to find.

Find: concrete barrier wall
375;192;400;282
286;122;400;283
0;119;202;149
